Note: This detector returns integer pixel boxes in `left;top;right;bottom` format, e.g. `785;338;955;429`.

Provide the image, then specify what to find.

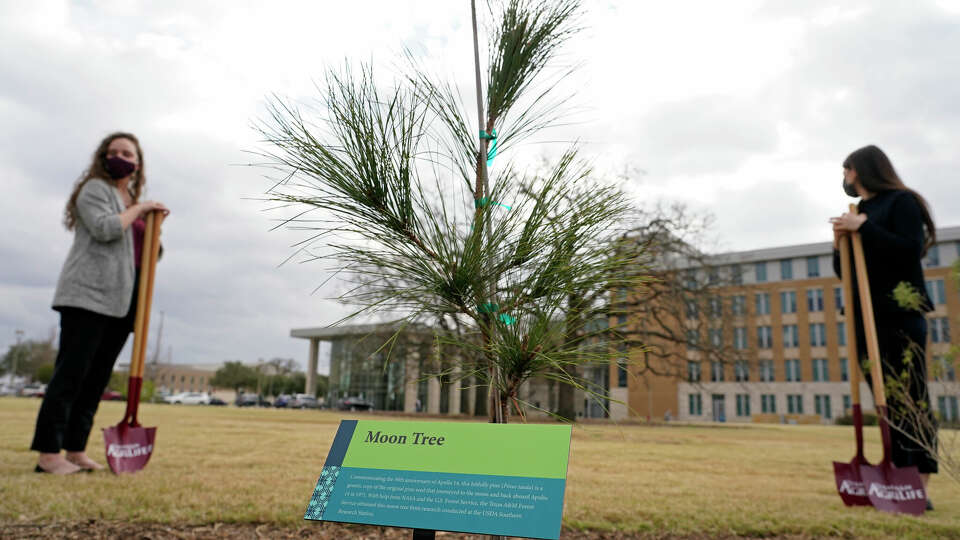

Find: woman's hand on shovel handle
138;200;170;217
830;212;866;247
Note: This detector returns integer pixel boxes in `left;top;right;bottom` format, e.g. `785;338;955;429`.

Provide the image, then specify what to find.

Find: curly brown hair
64;132;146;230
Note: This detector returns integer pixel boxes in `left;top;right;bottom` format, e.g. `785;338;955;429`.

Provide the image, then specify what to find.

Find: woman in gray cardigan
32;132;168;474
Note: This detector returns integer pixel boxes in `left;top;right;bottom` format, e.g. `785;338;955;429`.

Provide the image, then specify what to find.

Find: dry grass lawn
1;397;958;539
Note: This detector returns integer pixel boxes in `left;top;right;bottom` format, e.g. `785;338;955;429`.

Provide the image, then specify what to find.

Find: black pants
860;313;938;474
31;279;137;453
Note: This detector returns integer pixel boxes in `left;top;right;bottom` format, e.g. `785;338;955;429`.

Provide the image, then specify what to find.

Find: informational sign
304;420;572;540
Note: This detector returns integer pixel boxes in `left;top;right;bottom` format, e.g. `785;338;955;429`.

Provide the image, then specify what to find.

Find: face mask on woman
105;156;137;180
842;179;858;198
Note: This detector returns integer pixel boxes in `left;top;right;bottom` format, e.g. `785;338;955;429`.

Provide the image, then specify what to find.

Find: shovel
832;211;871;506
103;211;164;474
848;209;926;514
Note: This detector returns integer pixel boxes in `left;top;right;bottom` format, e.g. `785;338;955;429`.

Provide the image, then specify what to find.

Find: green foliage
34;363;55;384
891;280;923;311
0;337;57;380
210;361;258;393
834;412;878;426
108;371;126;393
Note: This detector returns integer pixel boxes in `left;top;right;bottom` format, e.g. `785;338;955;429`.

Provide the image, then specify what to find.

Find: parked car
289;394;319;409
337;396;374;411
101;390;124;401
19;384;46;397
273;394;291;408
164;392;211;405
208;397;227;406
235;393;271;407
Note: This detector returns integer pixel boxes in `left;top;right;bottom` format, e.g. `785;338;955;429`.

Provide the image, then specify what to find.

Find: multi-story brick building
612;226;960;424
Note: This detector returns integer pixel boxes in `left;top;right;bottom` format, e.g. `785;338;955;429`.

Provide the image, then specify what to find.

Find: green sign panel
305;420;572;539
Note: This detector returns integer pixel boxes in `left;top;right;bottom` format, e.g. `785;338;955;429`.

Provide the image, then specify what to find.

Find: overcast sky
2;0;959;373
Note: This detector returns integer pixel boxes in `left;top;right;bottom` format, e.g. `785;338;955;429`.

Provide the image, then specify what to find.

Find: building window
924;245;940;267
617;359;628;387
755;262;767;283
785;359;801;382
757;326;773;348
780;259;793;280
931;317;951;343
806;256;820;278
787;394;804;414
615;287;628;301
687;361;701;383
731;264;743;285
685;300;698;319
731;295;746;315
843;394;851;414
735;361;749;382
837;322;846;346
780;291;797;314
938;396;959;421
709;269;720;285
934;356;956;382
806;288;824;312
736;394;751;417
711;361;725;382
759;360;775;382
815;394;832;419
734;327;747;350
181;376;185;383
709;328;723;348
812;358;829;382
834;286;844;311
761;394;776;413
782;324;799;348
686;329;701;349
616;314;627;326
810;323;827;347
925;279;946;305
709;296;722;318
684;270;697;290
689;393;703;416
755;293;771;315
840;357;849;382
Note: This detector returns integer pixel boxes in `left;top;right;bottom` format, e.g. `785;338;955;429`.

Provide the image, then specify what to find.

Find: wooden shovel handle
838;228;861;405
849;207;887;408
129;212;155;380
136;212;164;379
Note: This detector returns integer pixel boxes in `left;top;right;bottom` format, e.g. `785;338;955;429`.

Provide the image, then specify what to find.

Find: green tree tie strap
480;129;498;168
474;197;512;210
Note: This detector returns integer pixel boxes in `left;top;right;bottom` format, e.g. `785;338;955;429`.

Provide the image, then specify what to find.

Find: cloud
1;0;958;371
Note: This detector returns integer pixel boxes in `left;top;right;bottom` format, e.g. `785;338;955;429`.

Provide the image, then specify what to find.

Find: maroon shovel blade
858;408;926;515
103;376;156;474
103;424;156;474
832;406;871;507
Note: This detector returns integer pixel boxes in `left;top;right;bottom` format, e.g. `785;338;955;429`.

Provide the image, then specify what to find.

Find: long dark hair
64;132;146;230
843;145;936;255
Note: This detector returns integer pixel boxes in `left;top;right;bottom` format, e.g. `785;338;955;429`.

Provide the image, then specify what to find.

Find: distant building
615;226;960;424
115;361;227;398
290;321;564;418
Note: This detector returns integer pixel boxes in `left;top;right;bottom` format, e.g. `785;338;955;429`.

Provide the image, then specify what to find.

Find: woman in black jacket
830;144;937;509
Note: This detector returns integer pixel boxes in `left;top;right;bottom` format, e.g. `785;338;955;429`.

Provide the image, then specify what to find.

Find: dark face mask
842;179;858;198
105;156;137;180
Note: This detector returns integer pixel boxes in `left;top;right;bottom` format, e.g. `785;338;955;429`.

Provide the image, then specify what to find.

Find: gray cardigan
52;178;135;318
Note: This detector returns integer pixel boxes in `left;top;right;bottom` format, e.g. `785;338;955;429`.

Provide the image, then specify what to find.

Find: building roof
698;225;960;267
290;320;434;340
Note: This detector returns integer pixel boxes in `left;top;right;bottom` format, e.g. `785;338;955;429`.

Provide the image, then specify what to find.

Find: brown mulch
0;521;810;540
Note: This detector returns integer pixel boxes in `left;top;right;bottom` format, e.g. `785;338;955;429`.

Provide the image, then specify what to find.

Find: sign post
305;420;572;539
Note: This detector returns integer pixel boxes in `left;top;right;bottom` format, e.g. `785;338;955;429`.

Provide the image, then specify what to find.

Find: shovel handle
837;231;861;404
849;220;886;409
